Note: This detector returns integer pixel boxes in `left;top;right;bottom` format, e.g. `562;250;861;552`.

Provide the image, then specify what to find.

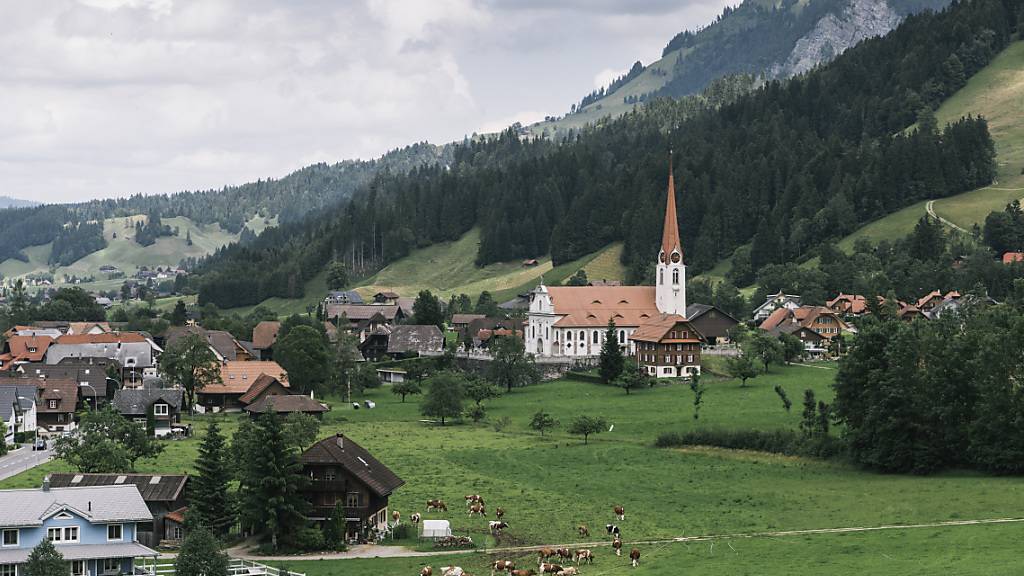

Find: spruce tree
241;411;308;550
599;320;624;384
175;527;228;576
192;421;234;536
23;539;64;576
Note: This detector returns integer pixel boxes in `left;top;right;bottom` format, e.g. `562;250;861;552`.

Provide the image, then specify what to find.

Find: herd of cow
409;498;642;576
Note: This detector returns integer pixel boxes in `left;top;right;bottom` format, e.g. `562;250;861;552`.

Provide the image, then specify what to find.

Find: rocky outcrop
771;0;901;78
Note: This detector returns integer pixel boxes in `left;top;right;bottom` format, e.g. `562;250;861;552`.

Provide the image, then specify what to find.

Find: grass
580;242;627;283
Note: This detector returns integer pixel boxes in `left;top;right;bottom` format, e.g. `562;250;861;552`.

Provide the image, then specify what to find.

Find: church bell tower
655;158;686;315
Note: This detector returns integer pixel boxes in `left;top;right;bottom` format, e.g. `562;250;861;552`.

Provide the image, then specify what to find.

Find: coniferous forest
191;0;1015;308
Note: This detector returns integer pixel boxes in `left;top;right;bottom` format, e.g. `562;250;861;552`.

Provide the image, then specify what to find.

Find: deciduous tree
161;333;222;413
568;415;608;445
529;410;558;436
275;325;330;394
23;538;64;576
725;354;758;387
488;337;539;393
420;371;464;425
175;527;229;576
391;380;422;403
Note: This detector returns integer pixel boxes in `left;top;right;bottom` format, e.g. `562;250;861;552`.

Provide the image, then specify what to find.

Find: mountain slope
0;196;38;210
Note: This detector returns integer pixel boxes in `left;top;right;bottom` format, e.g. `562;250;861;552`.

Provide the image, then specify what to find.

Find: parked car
32;438;47;451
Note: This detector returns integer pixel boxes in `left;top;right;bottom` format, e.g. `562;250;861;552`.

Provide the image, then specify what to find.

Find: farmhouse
244;394;329;418
759;306;848;339
0;385;36;444
45;474;189;548
45;333;161;387
111;389;184;437
196;361;289;412
301;433;404;544
526;165;688;359
252;321;281;360
162;325;254;362
684;304;740;344
752;291;802;322
629;314;703;377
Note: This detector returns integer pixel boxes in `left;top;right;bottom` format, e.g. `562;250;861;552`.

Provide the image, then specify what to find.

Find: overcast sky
2;0;732;204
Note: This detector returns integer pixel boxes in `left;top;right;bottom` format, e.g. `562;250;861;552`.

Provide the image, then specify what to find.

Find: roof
0;484;152;528
47;473;188;502
629;314;702;342
68;322;111;335
1003;252;1024;263
3;334;54;363
759;306;846;332
0;386;36;423
451;314;487;325
164;326;243;361
326;290;364;304
547;286;659;327
326;304;402;322
826;293;870;315
203;361;289;395
660;162;682;260
237;373;284;405
56;332;148;345
112;388;184;415
164;506;187;524
245;394;329;414
252;321;281;351
916;290;944;308
2;378;80;413
0;542;158;564
685;303;740;324
302;433;405;497
375;291;400;299
387;325;445;354
767;324;823;338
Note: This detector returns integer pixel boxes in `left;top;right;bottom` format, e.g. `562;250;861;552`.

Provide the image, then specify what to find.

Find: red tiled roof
660;162;682;261
1003;252;1024;264
548;286;658;327
202;361;289;395
252;321;281;351
56;332;148;345
237;373;283;405
4;335;53;363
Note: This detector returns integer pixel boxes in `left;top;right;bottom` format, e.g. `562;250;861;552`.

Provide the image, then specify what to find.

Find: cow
468;503;486;517
392;510;401;525
577;525;589;538
510;571;536;576
465;494;485;506
538;563;562;575
489;521;510;535
629;548;641;568
554;548;572;563
537;548;558;562
605;524;620;538
612;537;623;557
440;567;463;576
427;500;448;512
411;512;422;524
574;550;593;565
420;568;432;576
555;568;578;576
495;506;506;520
491;560;515;576
613;505;625;521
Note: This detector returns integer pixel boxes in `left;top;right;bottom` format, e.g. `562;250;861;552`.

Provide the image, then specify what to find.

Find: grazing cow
629;548;641;568
441;567;463;576
538;563;562;575
491;560;515;576
574;550;593;565
613;506;625;521
469;503;487;517
555;549;572;563
511;571;536;576
489;521;510;535
612;538;623;557
577;525;589;538
465;494;485;506
411;513;422;524
420;568;432;576
555;568;578;576
605;524;620;538
495;506;505;520
427;500;448;512
392;510;401;525
537;548;557;562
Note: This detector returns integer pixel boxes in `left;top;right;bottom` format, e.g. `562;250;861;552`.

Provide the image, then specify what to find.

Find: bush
392;524;413;540
565;371;604;384
492;416;511;432
655;428;844;459
14;431;36;444
467;404;486;422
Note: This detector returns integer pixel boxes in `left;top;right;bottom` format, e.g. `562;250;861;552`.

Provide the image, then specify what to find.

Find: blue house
0;480;157;576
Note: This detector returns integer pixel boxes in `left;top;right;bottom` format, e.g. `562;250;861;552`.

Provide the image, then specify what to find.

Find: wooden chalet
196;362;289;412
244;394;329;418
684;304;740;344
629;314;703;378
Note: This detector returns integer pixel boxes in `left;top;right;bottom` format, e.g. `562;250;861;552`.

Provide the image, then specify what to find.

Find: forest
191;0;1016;309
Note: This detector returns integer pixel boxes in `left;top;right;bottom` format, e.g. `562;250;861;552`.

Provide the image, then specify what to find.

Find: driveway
0;445;52;482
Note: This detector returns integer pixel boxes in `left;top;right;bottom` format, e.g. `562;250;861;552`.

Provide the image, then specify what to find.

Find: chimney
88;501;92;512
336;433;344;449
42;476;50;491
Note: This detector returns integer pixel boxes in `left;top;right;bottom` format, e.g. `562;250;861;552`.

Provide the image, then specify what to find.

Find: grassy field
580;242;627;284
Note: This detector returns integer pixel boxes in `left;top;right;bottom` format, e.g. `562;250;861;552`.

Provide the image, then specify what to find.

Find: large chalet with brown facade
759;306;848;340
301;433;404;543
629;314;703;378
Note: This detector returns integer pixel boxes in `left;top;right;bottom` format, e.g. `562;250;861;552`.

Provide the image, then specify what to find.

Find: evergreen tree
170;300;188;326
598;320;624;384
175;527;229;576
23;539;64;576
412;290;444;328
191;421;234;535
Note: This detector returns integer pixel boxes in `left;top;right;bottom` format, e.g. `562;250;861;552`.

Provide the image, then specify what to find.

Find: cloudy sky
2;0;732;204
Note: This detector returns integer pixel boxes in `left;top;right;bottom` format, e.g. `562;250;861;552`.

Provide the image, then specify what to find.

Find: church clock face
659;252;666;263
671;252;681;264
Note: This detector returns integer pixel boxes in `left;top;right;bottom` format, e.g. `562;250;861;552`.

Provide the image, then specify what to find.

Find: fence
138;559;306;576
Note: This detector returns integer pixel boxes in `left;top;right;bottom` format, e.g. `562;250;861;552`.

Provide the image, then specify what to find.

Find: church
525;164;702;378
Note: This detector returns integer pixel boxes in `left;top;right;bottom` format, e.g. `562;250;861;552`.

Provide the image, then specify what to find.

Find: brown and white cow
629;548;641;568
420;568;432;576
440;567;463;576
392;510;401;525
574;549;593;565
555;568;578;576
468;503;486;517
495;506;505;520
538;563;562;575
465;494;484;506
577;525;589;538
613;505;625;521
491;560;515;576
510;570;536;576
489;521;509;535
537;548;558;562
411;512;422;524
605;524;620;538
426;500;448;512
554;548;572;563
612;538;623;557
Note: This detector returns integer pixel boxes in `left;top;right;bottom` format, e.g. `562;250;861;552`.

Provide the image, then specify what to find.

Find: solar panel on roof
115;475;127;484
71;475;83;484
149;476;161;484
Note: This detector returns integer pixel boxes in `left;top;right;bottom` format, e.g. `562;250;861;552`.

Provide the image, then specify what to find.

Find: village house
358;325;444;361
766;323;827;356
372;291;400;305
684;304;740;345
0;335;53;370
450;314;487;339
629;314;703;378
324;290;364;306
301;433;404;544
111;389;184;437
251;321;281;361
759;306;849;340
45;474;189;549
161;325;254;362
0;377;81;436
0;482;158;576
45;333;161;388
326;304;406;341
15;359;115;408
0;385;37;445
196;362;289;412
826;293;871;316
244;394;329;419
752;291;803;322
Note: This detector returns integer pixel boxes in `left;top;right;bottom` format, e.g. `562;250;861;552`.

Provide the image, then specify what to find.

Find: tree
351;363;382;394
598;320;624;384
275;325;330;394
530;410;558;436
161;334;222;413
170;299;188;326
800;389;818;438
52;407;163;472
412;290;445;328
322;501;346;550
615;365;649;395
779;333;804;364
689;372;705;420
325;261;349;290
391;380;422;402
282;411;321;451
191;421;234;535
474;291;499;316
175;527;229;576
568;415;609;445
23;538;64;576
725;355;758;387
566;269;589;286
488;337;540;393
420;371;464;425
331;333;361;402
746;331;784;373
774;385;792;412
465;377;501;406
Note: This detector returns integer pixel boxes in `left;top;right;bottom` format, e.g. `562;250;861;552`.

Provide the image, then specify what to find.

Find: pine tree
192;421;234;536
23;539;64;576
175;527;228;576
599;320;624;384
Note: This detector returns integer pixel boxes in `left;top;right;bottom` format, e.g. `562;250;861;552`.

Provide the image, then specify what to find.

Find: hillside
0;196;38;209
527;0;949;138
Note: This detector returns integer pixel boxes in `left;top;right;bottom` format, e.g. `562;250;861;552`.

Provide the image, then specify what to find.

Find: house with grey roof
112;389;184;437
0;482;157;576
0;385;37;445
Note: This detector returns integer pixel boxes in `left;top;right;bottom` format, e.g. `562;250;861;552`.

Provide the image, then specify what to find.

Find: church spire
660;155;682;262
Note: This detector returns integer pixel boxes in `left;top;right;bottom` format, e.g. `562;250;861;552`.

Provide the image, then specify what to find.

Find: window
346;492;361;508
64;527;79;543
102;559;120;575
57;414;65;423
1;530;17;547
672;269;679;285
618;330;625;344
107;524;123;541
71;561;85;576
687;355;694;363
47;528;62;542
153;404;168;417
566;331;572;341
592;331;598;344
1;565;16;576
578;331;584;342
172;527;184;540
658;270;663;285
48;400;58;409
325;468;336;481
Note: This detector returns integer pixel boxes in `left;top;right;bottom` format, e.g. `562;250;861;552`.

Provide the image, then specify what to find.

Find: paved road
0;445;52;482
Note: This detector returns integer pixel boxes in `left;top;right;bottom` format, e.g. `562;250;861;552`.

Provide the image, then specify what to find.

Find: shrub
492;416;512;432
392;524;413;540
468;404;486;422
565;371;604;384
655;428;844;459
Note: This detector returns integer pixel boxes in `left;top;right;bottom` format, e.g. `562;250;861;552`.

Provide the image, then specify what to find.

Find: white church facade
525;163;701;377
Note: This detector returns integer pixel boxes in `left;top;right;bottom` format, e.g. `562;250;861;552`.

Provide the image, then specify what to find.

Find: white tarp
421;520;452;539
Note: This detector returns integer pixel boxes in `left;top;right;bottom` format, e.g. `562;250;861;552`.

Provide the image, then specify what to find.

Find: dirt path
926;200;968;233
219;516;1024;561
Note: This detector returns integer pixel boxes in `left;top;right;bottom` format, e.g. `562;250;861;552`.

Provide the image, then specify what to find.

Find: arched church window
659;270;663;285
672;269;679;285
618;330;625;344
579;331;585;341
592;331;599;344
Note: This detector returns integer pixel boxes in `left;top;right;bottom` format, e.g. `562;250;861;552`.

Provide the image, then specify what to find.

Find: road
0;445;52;482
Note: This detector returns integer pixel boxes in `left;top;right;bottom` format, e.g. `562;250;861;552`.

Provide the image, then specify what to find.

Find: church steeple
656;154;687;316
